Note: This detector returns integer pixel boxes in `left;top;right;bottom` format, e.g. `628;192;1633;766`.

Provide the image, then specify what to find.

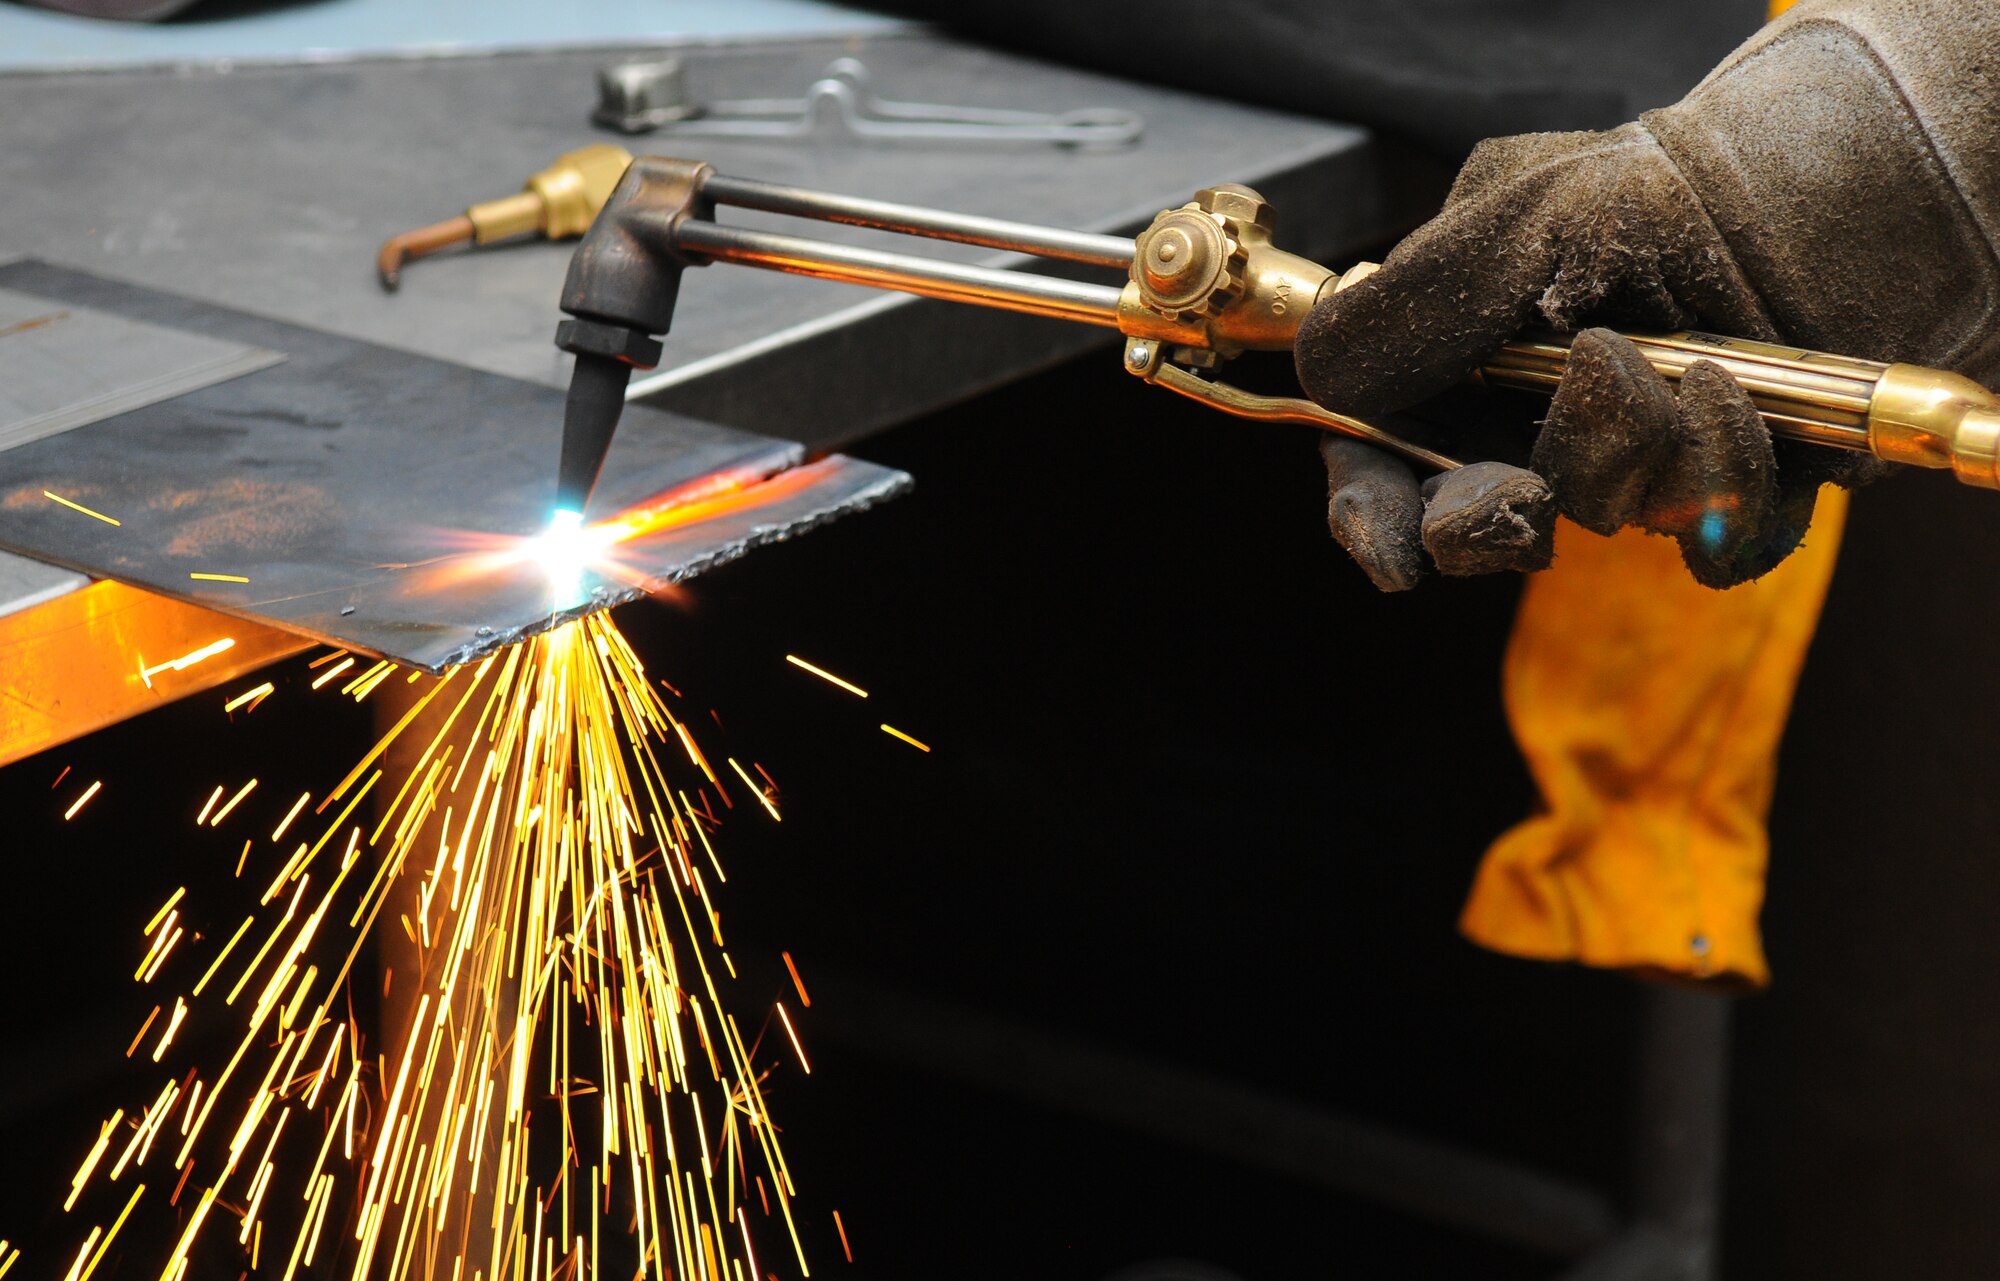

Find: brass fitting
1117;183;1334;360
1867;364;2000;489
378;143;634;290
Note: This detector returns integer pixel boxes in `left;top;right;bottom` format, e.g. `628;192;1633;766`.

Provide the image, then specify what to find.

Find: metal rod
673;220;1127;328
701;172;1136;268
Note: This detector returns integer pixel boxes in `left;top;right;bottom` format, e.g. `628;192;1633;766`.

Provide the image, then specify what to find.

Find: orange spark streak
43;489;121;526
879;724;931;752
209;778;258;826
832;1211;852;1263
64;780;103;820
152;999;188;1062
76;1183;144;1281
783;656;868;699
192;917;254;997
64;1110;122;1211
310;657;355;690
781;954;811;1008
224;683;274;713
775;1003;810;1075
729;758;781;823
270;792;310;842
142;888;186;936
141;638;236;686
126;1006;162;1058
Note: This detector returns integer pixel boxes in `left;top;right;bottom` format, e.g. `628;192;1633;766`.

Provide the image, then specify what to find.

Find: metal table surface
0;30;1400;757
0;32;1388;442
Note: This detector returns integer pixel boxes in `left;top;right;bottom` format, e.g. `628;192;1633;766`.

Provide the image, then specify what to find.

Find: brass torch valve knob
1131;191;1252;321
1121;182;1333;365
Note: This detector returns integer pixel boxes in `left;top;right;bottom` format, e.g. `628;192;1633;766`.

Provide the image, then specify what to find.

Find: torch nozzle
556;353;636;518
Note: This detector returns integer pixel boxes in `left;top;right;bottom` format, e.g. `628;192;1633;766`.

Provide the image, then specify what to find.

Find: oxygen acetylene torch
547;156;2000;522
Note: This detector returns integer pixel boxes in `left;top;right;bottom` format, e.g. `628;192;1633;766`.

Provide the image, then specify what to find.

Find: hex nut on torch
555;318;664;369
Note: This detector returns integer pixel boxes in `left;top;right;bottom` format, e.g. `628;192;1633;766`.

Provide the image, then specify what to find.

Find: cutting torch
550;156;2000;520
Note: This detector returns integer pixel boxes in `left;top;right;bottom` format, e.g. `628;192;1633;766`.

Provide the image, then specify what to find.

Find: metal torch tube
673;219;1128;328
701;172;1137;268
1480;330;1882;452
1478;330;2000;490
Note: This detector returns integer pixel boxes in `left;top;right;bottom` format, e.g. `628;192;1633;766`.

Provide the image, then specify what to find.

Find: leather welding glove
1299;0;2000;590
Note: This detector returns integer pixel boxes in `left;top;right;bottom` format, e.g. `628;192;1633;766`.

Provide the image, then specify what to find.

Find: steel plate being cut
0;262;910;672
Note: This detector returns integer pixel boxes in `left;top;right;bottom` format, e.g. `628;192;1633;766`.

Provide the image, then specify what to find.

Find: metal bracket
595;57;1145;147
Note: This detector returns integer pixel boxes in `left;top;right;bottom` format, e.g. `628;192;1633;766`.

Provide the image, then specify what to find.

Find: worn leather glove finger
1321;435;1426;592
1530;328;1866;588
1418;462;1556;578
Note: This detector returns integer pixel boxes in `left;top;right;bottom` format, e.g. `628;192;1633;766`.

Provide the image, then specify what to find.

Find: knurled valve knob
1131;188;1256;321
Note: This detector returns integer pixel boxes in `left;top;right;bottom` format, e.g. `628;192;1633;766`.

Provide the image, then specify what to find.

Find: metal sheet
0;286;282;452
0;262;909;673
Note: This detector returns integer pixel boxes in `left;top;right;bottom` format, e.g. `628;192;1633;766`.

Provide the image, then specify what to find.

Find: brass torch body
1480;334;2000;491
1324;263;2000;490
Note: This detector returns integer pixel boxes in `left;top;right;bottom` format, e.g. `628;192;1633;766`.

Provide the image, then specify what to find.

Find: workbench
0;20;1400;763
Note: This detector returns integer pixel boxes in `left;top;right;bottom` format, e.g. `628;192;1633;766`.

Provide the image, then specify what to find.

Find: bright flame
389;462;842;605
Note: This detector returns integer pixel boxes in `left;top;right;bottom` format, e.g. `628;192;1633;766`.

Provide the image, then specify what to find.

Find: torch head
552;157;717;522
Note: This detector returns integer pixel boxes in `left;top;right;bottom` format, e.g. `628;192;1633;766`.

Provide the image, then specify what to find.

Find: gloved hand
1298;0;2000;590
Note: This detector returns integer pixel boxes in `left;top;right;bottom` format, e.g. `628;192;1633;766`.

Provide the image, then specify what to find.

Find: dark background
7;349;2000;1278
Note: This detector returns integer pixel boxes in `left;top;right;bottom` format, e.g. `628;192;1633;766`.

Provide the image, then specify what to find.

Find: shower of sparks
188;572;250;584
783;657;867;699
879;724;931;753
43;489;122;526
42;612;823;1281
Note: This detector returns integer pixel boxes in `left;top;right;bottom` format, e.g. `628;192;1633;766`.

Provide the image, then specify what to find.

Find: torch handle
1481;329;2000;491
1321;260;2000;491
